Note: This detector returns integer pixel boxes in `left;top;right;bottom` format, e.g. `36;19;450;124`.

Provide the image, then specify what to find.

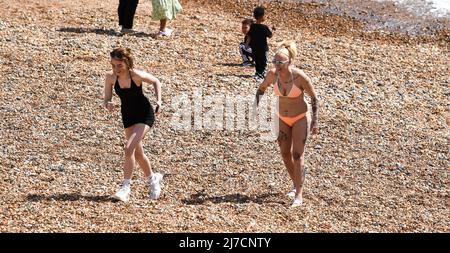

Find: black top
114;76;154;128
114;77;148;106
248;23;272;52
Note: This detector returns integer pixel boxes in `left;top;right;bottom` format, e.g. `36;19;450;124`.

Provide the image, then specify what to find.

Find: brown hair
110;47;134;69
242;18;254;26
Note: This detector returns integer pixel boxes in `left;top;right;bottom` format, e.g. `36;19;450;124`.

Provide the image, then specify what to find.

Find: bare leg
123;123;150;180
277;119;295;186
135;140;153;178
291;117;308;206
159;18;168;32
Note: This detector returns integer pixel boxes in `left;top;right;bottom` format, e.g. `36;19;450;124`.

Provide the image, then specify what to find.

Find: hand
155;101;162;115
105;101;115;112
310;119;319;135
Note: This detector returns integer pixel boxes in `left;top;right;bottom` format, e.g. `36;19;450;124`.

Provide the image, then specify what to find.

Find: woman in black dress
103;47;163;202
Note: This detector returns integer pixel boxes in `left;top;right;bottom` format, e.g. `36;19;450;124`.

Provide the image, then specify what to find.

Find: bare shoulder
133;69;155;80
130;69;143;78
105;70;114;78
264;68;277;84
131;69;144;75
292;68;306;78
265;68;277;81
132;69;159;85
267;68;277;76
105;71;115;83
293;68;311;82
132;69;150;83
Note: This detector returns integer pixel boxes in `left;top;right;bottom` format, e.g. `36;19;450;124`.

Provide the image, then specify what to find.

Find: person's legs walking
122;0;139;31
261;50;268;77
113;123;149;201
118;0;126;28
290;117;308;207
159;18;167;32
253;50;264;78
277;120;296;192
158;18;173;36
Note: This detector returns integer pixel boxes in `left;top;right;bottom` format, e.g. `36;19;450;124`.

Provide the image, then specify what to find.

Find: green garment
152;0;182;20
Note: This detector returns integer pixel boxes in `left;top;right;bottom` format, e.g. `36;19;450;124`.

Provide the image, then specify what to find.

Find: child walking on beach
151;0;182;36
246;6;273;80
239;18;255;67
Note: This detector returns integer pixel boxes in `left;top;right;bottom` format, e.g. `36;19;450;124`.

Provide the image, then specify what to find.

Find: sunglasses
272;60;289;65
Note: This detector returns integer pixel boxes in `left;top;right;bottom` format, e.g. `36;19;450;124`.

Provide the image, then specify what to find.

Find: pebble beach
0;0;448;232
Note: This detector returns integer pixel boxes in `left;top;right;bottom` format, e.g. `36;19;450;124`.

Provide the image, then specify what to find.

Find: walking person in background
151;0;183;36
239;18;255;67
104;47;163;202
254;41;319;207
246;6;273;81
118;0;140;34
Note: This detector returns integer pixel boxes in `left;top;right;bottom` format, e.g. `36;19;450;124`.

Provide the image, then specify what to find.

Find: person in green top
151;0;182;36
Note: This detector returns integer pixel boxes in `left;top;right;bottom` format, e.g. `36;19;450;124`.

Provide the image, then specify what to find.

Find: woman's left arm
298;70;319;135
139;70;162;112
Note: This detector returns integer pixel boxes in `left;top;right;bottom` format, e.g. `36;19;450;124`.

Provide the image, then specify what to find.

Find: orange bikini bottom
276;112;307;127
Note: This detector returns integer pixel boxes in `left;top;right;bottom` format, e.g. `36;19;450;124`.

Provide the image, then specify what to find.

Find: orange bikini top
273;71;302;98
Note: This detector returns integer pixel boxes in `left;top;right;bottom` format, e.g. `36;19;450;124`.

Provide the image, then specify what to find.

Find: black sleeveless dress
114;76;155;129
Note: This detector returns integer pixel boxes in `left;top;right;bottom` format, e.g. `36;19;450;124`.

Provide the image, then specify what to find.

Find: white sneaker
287;188;296;198
148;173;163;200
113;184;130;202
158;28;173;36
291;198;303;208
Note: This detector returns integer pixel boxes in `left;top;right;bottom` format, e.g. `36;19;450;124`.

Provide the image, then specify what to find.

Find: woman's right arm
255;70;275;106
103;73;114;111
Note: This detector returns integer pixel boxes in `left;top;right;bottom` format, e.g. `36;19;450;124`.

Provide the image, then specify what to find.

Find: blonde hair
276;40;297;62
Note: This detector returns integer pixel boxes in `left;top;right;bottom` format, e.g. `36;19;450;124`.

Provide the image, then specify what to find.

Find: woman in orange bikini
255;41;319;207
